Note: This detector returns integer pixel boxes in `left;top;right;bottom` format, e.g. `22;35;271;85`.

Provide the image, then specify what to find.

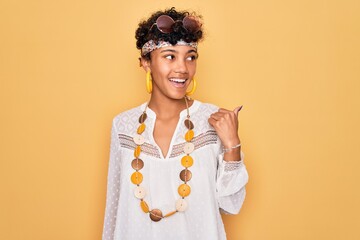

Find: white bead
134;186;146;199
133;134;145;145
175;198;188;212
183;142;195;154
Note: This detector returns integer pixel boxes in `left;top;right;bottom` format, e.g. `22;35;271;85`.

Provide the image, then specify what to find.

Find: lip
169;78;188;88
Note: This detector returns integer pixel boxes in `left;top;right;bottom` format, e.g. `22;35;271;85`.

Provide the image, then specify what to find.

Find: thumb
233;105;243;116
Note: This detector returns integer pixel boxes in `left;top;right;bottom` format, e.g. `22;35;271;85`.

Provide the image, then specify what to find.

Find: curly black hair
135;7;204;60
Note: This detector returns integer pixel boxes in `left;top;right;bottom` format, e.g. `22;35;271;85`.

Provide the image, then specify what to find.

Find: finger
218;108;237;119
233;105;243;116
208;117;216;127
218;108;231;113
210;112;226;120
210;114;221;121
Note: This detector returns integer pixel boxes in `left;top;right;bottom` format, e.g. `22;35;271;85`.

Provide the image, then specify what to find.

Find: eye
187;55;198;61
165;55;175;60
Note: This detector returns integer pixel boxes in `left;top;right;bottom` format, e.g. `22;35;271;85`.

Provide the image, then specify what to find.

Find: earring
146;71;152;94
186;78;197;96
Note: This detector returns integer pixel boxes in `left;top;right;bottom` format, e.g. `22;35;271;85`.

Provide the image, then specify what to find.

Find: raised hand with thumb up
208;105;243;161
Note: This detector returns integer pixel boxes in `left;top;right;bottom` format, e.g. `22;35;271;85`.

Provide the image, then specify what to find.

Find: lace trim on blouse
118;130;218;159
224;161;243;172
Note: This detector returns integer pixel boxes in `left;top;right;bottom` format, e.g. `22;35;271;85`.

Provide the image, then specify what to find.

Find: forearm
223;138;242;161
216;150;248;214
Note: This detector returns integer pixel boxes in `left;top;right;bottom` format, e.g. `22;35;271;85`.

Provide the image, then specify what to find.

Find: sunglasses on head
150;15;202;34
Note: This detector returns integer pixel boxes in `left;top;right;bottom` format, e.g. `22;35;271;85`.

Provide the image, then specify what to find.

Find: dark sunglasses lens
183;16;201;32
156;15;175;33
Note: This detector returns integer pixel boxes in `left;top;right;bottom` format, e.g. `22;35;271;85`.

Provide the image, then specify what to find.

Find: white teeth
170;78;186;83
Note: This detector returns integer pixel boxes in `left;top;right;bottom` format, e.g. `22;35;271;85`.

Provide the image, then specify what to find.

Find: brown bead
131;159;144;170
139;113;147;123
179;169;192;182
184;119;194;130
149;209;163;222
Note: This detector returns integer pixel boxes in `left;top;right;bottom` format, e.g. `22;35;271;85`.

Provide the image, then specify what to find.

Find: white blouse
102;100;249;240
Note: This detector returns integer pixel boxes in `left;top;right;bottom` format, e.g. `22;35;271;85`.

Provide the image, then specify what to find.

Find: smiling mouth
169;78;188;88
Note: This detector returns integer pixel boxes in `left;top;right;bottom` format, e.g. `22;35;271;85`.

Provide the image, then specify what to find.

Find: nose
174;58;188;74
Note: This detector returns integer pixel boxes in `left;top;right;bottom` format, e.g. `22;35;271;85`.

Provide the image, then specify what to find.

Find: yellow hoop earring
186;78;197;96
146;71;152;94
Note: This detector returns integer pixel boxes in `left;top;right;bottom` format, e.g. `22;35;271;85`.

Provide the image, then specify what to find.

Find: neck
148;94;193;120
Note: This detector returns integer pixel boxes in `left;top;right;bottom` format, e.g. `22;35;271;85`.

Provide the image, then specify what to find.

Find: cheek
151;65;171;80
152;59;171;73
150;62;163;75
188;62;197;76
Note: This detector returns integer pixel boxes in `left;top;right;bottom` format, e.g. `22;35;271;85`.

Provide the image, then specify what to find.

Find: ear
139;56;151;72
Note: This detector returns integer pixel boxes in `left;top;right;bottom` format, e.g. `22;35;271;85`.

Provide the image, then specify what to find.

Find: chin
170;94;187;100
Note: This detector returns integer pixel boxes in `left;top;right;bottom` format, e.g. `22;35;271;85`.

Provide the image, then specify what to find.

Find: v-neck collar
139;100;201;160
140;99;201;119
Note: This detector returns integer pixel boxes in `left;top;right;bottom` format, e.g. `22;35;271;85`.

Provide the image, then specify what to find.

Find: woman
102;7;249;240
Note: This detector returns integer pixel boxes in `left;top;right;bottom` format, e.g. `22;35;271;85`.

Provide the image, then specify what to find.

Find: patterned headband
141;40;198;56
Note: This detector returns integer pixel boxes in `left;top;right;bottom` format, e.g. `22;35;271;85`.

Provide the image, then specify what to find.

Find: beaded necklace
131;97;195;222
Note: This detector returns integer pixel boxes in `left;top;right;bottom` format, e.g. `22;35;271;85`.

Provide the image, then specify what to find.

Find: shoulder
113;104;143;121
112;103;145;133
196;100;220;115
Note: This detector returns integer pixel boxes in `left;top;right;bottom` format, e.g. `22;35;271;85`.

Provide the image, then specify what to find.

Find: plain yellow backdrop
1;0;359;239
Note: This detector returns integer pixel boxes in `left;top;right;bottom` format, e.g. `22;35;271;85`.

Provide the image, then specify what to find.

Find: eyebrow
160;49;198;54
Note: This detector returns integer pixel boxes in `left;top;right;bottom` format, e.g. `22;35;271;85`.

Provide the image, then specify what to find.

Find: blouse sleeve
102;120;122;240
216;150;249;214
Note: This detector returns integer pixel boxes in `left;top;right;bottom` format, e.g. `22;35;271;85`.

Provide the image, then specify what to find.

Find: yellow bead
131;172;143;185
134;146;141;158
178;183;191;197
185;130;194;142
181;155;193;168
137;123;146;134
140;200;149;213
164;210;177;218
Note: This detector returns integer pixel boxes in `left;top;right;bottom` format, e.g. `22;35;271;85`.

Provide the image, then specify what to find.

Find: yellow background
1;0;359;239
